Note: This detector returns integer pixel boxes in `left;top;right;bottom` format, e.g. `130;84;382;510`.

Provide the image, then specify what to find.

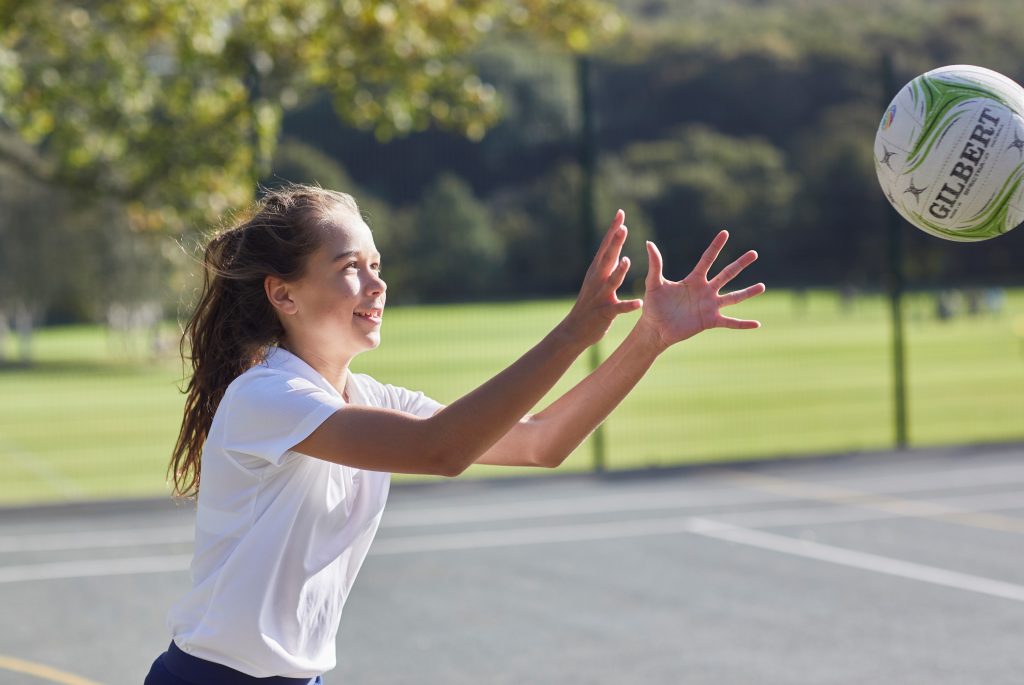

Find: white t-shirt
167;347;442;678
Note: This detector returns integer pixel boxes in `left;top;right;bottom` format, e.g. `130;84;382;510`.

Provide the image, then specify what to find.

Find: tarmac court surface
1;444;1023;684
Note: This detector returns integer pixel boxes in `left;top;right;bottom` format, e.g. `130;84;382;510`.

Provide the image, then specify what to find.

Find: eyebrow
333;251;381;262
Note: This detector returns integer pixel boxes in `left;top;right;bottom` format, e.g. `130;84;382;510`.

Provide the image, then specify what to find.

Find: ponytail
168;185;360;498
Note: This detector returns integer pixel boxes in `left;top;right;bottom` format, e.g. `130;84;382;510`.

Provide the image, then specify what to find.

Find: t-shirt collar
263;346;363;405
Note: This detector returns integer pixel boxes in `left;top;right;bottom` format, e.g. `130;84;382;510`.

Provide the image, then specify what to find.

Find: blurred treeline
3;0;1024;336
308;0;1024;306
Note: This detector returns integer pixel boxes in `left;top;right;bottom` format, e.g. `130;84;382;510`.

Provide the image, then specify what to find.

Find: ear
264;275;298;316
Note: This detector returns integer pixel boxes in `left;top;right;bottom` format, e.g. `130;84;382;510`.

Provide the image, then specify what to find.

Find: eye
371;262;382;273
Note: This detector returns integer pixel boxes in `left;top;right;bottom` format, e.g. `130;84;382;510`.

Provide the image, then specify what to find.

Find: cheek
331;276;361;298
303;276;360;315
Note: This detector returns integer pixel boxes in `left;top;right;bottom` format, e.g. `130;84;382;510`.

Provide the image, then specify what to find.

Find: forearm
296;322;589;476
528;321;665;467
425;322;588;474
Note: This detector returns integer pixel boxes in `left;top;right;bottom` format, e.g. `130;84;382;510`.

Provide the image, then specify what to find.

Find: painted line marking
2;487;1024;555
384;488;783;526
0;526;194;553
2;515;1024;607
692;519;1024;603
709;490;1024;529
372;517;709;554
0;654;104;685
0;554;192;584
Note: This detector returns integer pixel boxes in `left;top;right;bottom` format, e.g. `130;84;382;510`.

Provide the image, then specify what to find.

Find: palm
640;231;765;348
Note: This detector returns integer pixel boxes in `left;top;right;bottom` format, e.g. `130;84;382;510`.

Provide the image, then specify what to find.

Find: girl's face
279;210;386;358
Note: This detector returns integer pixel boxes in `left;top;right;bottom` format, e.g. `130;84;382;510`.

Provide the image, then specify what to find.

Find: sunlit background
1;0;1023;506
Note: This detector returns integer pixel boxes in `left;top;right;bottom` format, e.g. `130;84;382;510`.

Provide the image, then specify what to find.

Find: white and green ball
874;64;1024;241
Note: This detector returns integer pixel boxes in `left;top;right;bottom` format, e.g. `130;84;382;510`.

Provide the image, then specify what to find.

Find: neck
279;338;352;395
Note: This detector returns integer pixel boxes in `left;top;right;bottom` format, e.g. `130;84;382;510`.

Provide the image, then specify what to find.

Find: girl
145;184;764;684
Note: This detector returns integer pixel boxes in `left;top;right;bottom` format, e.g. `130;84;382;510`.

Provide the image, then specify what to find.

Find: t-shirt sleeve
355;375;443;418
220;371;346;466
386;384;444;418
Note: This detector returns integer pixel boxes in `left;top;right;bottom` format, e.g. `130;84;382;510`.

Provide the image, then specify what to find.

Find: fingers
612;298;643;314
718;282;766;307
601;257;641;314
592;210;626;274
645;241;664;291
609;255;631;292
717;316;761;330
693;230;729;280
710;250;758;290
605;257;638;306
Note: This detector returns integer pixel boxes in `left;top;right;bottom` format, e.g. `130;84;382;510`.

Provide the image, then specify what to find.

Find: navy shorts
144;641;323;685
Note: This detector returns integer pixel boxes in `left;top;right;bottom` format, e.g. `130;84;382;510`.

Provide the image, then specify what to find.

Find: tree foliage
0;0;621;231
407;174;501;301
615;125;798;276
5;0;1024;324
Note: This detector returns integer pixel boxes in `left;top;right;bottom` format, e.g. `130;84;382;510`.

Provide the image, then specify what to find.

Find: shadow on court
1;443;1023;685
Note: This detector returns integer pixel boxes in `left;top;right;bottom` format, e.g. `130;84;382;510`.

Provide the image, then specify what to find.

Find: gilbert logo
928;106;1001;220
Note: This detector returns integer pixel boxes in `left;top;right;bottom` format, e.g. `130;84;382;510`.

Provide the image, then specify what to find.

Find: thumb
612;298;643;315
645;241;664;291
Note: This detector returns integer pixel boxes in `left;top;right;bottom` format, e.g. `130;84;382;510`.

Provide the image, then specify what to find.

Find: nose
366;270;386;296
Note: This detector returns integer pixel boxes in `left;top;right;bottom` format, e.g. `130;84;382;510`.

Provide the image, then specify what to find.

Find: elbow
534;449;568;469
419;419;470;477
527;437;567;469
430;451;471;478
522;418;567;469
437;459;470;478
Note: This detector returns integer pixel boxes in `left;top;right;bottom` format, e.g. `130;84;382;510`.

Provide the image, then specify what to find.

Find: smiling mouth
354;308;383;323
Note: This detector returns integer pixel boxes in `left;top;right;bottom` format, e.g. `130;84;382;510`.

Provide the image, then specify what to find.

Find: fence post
577;54;607;472
881;53;910;449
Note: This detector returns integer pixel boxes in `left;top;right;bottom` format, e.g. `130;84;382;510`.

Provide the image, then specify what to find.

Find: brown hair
169;184;360;498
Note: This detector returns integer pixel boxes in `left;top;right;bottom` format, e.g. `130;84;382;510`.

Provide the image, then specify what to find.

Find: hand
560;210;643;349
638;230;765;350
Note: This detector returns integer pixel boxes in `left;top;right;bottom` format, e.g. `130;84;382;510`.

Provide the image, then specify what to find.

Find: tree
408;174;501;302
0;0;622;233
492;160;653;298
615;125;798;281
0;155;70;361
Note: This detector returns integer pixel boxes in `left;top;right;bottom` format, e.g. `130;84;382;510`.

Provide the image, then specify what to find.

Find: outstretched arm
294;212;641;476
476;230;765;468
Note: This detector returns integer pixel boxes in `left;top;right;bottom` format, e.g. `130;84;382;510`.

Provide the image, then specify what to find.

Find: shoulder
219;364;344;423
213;364;345;467
349;373;443;417
347;372;393;408
226;363;322;399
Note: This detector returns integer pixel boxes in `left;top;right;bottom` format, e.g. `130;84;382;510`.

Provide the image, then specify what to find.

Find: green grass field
1;288;1022;506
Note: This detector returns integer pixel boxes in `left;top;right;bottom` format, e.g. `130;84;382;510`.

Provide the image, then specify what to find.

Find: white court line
383;488;783;526
0;488;789;553
371;517;709;554
0;518;714;583
387;463;1024;526
3;513;1024;607
692;520;1024;603
0;554;192;584
710;490;1024;530
0;526;195;553
3;487;1024;554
